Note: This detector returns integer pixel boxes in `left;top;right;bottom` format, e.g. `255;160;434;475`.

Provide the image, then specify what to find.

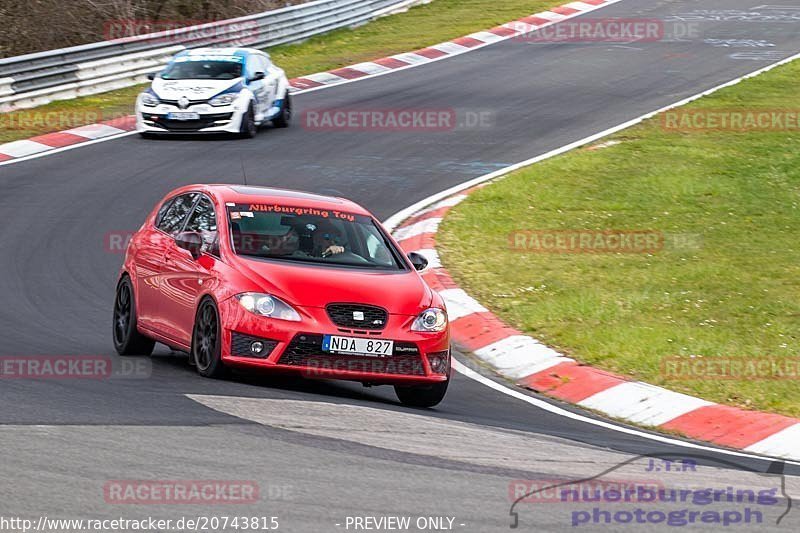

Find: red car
113;184;451;407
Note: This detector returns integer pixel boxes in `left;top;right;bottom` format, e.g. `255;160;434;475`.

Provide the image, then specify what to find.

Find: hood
234;257;432;316
152;78;242;101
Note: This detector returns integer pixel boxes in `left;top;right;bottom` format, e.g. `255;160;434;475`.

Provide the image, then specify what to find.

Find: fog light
251;341;265;355
427;352;449;374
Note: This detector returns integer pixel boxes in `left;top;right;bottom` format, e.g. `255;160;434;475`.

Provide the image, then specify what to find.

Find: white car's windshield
161;59;243;80
228;204;406;270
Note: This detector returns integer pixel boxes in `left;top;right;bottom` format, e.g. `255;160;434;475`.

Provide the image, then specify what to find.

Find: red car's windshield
228;204;406;270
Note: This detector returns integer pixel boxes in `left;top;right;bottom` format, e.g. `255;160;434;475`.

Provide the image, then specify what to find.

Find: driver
312;221;346;257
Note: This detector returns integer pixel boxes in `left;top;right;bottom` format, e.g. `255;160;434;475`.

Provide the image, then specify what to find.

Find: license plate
167;112;200;120
322;335;393;357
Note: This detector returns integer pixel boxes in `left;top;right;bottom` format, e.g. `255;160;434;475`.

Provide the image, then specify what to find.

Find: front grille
158;98;208;106
278;334;425;375
231;332;277;358
326;304;388;330
143;112;233;131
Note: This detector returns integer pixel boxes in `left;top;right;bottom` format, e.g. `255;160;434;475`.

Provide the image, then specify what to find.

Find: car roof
174;47;267;60
183;184;371;216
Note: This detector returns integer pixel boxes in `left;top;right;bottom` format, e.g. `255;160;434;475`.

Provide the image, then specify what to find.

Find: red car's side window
156;193;198;235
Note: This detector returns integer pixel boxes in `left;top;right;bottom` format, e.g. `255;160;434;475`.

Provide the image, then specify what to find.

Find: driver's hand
322;245;345;257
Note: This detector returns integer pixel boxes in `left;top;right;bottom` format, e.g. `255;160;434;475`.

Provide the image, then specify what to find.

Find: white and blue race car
136;47;291;137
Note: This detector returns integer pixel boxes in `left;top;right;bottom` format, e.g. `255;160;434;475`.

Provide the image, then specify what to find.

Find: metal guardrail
0;0;425;112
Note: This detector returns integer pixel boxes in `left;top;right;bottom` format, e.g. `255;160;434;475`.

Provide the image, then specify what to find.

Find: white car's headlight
235;293;301;322
140;92;159;107
411;308;448;332
209;93;237;107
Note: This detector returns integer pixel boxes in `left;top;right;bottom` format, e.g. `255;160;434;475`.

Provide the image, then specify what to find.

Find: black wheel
112;276;155;356
239;103;257;138
394;378;449;408
272;93;292;128
192;298;227;378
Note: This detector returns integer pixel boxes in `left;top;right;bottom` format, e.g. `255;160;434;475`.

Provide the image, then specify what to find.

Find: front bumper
218;298;451;384
136;101;244;133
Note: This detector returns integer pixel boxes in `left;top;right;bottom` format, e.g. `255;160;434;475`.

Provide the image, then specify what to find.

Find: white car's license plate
167;112;200;120
322;335;393;357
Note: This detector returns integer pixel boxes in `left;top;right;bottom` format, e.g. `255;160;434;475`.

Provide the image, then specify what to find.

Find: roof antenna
240;157;249;186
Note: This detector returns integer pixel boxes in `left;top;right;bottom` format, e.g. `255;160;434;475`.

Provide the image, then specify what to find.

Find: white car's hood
152;78;243;101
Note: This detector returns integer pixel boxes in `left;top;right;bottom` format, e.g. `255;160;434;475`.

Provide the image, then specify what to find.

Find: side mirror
407;252;429;271
249;71;266;82
147;72;156;80
175;231;203;260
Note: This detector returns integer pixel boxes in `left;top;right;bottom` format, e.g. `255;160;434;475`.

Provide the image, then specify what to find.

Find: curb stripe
415;47;448;59
537;11;568;21
392;217;442;242
373;57;411;69
487;26;520;37
467;31;507;44
745;424;800;457
391;52;430;65
520;16;552;26
66;123;130;139
328;67;370;80
517;362;623;403
439;288;488;321
660;405;799;449
290;78;324;89
552;6;581;15
301;72;348;84
0;140;54;158
451;312;522;352
347;62;392;75
429;42;470;55
473;335;572;379
451;37;484;48
578;382;714;427
29;132;89;148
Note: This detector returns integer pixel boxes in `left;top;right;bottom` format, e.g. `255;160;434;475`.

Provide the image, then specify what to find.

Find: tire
394;378;449;408
239;103;257;138
272;93;292;128
192;298;228;378
112;276;155;356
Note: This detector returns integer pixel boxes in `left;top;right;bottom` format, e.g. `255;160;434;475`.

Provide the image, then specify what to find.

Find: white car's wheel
272;93;292;128
239;102;258;138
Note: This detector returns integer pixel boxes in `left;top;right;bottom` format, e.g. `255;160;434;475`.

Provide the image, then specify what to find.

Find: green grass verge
439;59;800;417
0;0;559;143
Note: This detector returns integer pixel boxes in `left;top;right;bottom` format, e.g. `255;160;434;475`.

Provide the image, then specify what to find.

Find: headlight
235;293;301;322
209;93;237;107
411;308;448;332
140;92;159;107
